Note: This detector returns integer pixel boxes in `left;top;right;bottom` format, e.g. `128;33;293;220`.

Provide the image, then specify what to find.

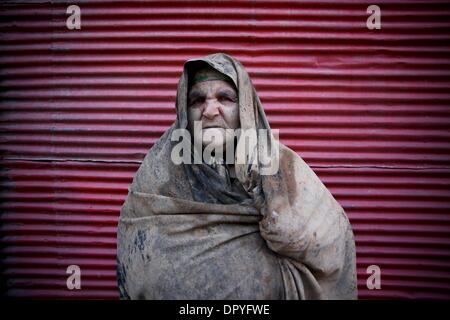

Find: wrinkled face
187;79;240;148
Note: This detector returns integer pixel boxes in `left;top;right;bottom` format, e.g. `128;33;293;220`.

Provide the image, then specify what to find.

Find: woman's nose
202;99;220;119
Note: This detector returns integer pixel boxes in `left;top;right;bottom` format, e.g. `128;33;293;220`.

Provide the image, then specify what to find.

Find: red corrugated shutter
1;0;449;299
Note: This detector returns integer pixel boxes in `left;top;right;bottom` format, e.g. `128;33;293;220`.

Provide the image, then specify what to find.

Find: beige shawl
117;53;357;300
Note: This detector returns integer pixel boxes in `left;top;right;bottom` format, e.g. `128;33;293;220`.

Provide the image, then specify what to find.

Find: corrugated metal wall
1;0;450;299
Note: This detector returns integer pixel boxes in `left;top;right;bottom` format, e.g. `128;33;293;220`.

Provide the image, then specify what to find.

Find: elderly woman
117;53;357;300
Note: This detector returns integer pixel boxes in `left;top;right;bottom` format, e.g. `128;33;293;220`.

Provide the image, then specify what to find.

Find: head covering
117;53;357;300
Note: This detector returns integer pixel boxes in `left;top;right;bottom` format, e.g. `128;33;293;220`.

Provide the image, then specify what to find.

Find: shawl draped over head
117;53;357;300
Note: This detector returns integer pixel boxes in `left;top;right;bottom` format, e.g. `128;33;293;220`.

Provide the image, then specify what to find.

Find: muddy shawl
117;53;357;300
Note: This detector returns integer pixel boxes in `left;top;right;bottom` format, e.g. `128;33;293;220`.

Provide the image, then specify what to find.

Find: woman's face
187;79;240;148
